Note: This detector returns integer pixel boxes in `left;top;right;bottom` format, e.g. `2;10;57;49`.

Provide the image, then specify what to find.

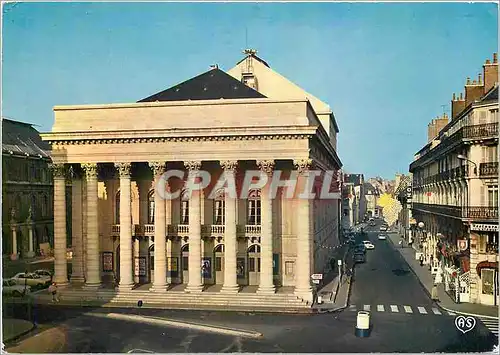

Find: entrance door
116;245;121;283
248;244;261;286
181;244;189;284
480;268;496;305
148;244;154;283
214;244;224;285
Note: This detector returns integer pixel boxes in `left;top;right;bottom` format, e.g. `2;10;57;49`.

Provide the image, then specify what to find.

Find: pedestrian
429;255;434;271
419;254;424;267
431;284;439;302
48;282;59;302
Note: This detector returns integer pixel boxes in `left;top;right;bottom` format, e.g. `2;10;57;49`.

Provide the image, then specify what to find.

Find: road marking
390;305;399;313
403;306;413;313
431;308;441;315
349;305;356;311
377;305;384;312
363;305;370;311
417;307;427;314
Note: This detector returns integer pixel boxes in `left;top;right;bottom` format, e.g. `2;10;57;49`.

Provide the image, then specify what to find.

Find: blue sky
2;2;498;180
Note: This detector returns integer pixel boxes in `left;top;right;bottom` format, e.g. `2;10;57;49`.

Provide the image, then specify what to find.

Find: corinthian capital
115;162;132;178
81;163;98;179
184;160;202;171
220;160;238;173
256;160;275;175
50;163;67;179
294;159;314;175
148;161;165;177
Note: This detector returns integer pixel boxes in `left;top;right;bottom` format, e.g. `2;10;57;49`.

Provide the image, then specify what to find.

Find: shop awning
476;261;499;276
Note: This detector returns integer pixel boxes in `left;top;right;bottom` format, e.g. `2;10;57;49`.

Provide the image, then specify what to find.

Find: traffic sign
311;274;323;280
338;260;342;266
312;279;320;284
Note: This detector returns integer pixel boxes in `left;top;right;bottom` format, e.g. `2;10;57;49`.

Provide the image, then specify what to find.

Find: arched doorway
148;244;154;283
181;244;189;284
214;244;224;285
248;244;261;286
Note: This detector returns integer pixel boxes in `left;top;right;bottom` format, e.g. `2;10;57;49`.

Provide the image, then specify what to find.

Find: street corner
5;325;68;353
2;318;36;344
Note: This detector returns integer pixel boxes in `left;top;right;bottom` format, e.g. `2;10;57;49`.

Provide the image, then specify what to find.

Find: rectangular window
490;109;499;124
285;261;295;276
215;257;222;272
214;200;225;225
181;201;189;224
488;186;498;208
478;234;487;253
247;200;261;225
182;257;189;271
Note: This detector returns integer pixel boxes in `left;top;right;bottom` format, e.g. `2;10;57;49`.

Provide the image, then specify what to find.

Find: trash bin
355;311;370;337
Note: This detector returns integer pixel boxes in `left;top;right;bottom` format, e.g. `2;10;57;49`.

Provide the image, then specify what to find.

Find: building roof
235;53;270;68
344;173;364;186
2;118;51;158
480;84;498;103
137;68;267;102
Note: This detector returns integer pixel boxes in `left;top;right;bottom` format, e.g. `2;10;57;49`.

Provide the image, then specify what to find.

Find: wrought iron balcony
479;162;498;177
462;123;499;140
412;203;498;220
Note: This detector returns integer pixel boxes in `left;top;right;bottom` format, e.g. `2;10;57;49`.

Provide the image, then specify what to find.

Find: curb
387;233;498;319
84;312;263;338
3;323;37;344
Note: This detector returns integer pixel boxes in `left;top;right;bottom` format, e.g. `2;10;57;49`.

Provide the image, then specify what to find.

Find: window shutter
480;111;487;124
480;186;485;206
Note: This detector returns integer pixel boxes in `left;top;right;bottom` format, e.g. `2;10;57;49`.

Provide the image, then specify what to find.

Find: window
490;109;499;123
249;258;255;272
482;269;494;295
213;190;225;225
215;257;222;272
115;191;120;224
148;190;155;224
285;261;295;276
478;234;487;253
488;186;498;208
182;257;189;271
247;189;261;225
180;189;189;224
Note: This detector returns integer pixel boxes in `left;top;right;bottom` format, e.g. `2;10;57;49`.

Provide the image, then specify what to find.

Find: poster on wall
134;257;140;276
167;257;179;278
202;258;212;278
138;257;146;276
102;252;113;272
237;258;245;279
273;254;280;276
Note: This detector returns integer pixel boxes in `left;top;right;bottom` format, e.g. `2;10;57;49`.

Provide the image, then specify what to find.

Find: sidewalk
387;232;498;318
2;318;36;343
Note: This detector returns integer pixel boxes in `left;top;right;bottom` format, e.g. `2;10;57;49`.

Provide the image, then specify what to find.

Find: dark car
355;243;366;252
354;253;366;263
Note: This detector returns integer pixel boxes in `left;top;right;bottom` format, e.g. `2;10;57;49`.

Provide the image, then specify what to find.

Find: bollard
355;311;370;337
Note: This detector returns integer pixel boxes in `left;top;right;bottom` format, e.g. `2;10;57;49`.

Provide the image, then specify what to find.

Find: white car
33;269;53;279
11;272;51;288
378;234;387;240
380;226;387;231
362;241;375;249
2;279;31;297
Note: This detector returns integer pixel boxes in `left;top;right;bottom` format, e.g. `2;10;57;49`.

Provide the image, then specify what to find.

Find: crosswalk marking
377;305;385;312
390;305;399;313
417;307;427;314
363;305;371;311
477;317;499;336
431;308;441;315
403;306;413;313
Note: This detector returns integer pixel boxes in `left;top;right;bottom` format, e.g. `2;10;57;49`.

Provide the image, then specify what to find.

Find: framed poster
102;252;113;272
273;254;280;276
167;257;179;278
237;258;245;279
138;257;146;276
134;257;140;276
202;257;212;278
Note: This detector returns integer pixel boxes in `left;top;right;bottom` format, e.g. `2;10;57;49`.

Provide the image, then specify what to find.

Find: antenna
245;27;248;49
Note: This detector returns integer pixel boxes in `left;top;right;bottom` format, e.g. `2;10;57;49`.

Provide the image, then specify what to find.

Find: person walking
48;282;59;302
431;284;439;302
419;254;424;267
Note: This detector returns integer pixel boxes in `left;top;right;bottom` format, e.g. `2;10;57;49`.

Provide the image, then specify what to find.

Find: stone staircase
30;288;311;313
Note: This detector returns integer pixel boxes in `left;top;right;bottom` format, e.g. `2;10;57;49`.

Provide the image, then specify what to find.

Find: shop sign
470;223;498;232
457;239;468;251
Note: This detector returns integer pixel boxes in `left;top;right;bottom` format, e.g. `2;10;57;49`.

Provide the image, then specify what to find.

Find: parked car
11;272;51;288
2;279;31;297
378;234;387;240
379;226;387;231
354;253;366;263
362;241;375;249
355;244;366;253
33;269;53;279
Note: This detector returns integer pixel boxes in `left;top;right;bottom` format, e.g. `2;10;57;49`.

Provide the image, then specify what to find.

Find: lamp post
417;221;425;253
457;154;477;175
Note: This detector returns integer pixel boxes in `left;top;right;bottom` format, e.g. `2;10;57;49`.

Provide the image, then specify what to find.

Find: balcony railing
462;122;499;140
412;203;498;220
479;162;498;177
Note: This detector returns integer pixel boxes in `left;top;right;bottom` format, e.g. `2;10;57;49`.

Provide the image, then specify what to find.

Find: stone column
150;162;167;292
116;162;134;290
293;159;314;303
82;163;101;287
26;208;35;258
185;161;203;293
52;163;69;285
220;160;239;293
257;160;276;294
71;175;85;283
10;210;18;260
137;180;150;284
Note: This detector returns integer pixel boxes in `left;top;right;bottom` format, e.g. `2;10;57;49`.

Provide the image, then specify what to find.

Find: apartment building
410;53;498;306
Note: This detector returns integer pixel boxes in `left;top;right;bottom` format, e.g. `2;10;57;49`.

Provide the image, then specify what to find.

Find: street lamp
457;154;477;175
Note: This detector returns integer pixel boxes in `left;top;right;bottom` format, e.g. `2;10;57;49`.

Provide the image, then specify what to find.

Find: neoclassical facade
42;52;342;303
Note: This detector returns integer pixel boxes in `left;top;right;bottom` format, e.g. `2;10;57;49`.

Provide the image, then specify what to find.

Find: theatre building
41;51;342;309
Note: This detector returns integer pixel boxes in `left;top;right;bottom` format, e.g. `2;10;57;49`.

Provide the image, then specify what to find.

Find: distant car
354;253;366;263
380;226;387;231
2;279;31;297
378;234;387;240
33;269;52;279
11;272;51;288
362;241;375;249
355;244;366;253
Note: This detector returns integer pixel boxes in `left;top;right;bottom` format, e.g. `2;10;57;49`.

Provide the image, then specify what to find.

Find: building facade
341;173;366;227
364;182;380;218
2;118;56;259
410;53;498;306
41;52;342;303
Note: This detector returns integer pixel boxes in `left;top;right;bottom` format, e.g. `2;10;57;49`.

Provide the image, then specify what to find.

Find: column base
83;283;101;290
25;251;35;259
257;285;276;294
70;276;85;284
221;284;240;294
118;283;134;292
54;281;69;288
149;284;168;293
185;284;203;293
10;253;18;261
294;287;314;303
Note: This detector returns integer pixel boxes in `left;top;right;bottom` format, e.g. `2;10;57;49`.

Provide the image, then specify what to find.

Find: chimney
427;119;437;143
428;113;450;142
483;52;499;94
465;75;485;106
451;92;466;120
